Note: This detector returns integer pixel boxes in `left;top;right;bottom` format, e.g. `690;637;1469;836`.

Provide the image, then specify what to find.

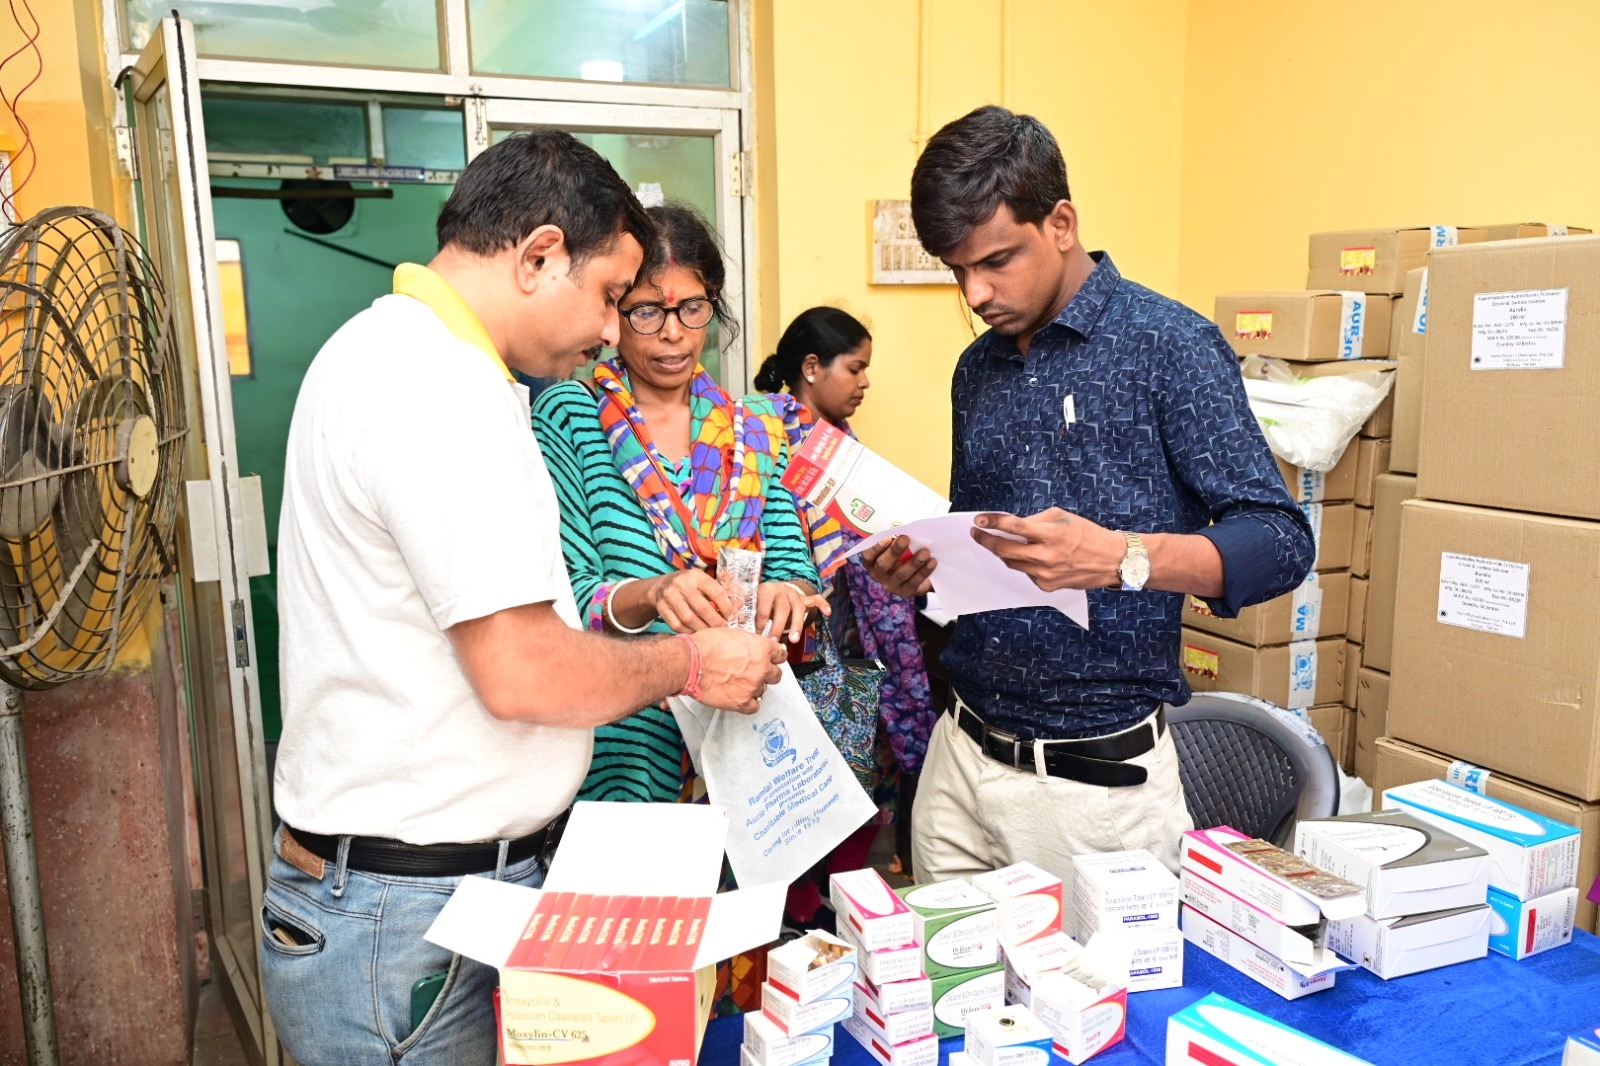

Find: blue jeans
259;827;544;1065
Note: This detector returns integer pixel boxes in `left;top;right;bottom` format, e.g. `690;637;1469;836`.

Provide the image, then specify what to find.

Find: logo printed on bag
756;719;797;766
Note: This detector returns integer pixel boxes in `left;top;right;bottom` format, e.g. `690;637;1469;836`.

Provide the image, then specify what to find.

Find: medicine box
1324;904;1491;979
1382;779;1581;898
765;930;857;1005
841;1015;939;1066
896;880;1000;978
970;861;1066;947
832;869;916;951
1182;826;1366;926
1166;992;1375;1066
1071;849;1179;940
1001;931;1083;1008
1181;905;1346;1000
1487;884;1578;960
1081;926;1184;992
761;978;852;1035
1180;868;1322;965
1026;960;1128;1064
963;1005;1055;1066
850;998;935;1045
836;916;925;985
1294;809;1490;919
742;1009;836;1066
931;965;1006;1038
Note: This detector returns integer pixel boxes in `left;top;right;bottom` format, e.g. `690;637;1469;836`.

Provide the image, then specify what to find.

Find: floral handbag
795;627;884;792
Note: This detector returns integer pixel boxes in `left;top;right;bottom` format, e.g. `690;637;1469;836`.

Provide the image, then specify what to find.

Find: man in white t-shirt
262;131;784;1065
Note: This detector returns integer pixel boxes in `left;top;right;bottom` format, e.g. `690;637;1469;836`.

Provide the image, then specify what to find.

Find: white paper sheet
543;801;729;896
844;511;1090;628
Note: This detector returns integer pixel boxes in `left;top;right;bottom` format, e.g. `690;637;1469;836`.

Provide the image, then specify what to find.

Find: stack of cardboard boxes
1366;229;1600;935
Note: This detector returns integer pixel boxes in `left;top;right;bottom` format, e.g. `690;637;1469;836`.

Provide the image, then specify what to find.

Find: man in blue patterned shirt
865;106;1314;900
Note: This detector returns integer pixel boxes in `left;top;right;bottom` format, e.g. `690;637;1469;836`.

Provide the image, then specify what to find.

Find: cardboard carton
1362;474;1416;673
1071;849;1180;941
1418;235;1600;520
743;1009;836;1066
1275;446;1358;505
1388;499;1600;800
1179;905;1345;1000
896;880;999;978
832;869;916;951
1342;642;1361;713
1382;779;1581;898
930;965;1006;1038
1340;706;1357;774
1353;667;1388;785
1352;438;1390;507
1166;993;1373;1066
1180;826;1366;926
1302;501;1356;573
841;1014;938;1066
963;1005;1055;1066
1307;225;1487;294
1347;576;1368;643
1351;507;1373;578
1371;736;1600;932
1486;884;1577;959
765;930;858;1005
853;973;933;1016
1389;266;1426;364
1080;926;1184;993
1184;571;1349;645
1308;705;1350;778
425;804;783;1066
1294;809;1490;919
1216;290;1394;361
1389;267;1427;472
1479;223;1592;241
1180;630;1344;709
969;861;1065;948
836;916;925;985
1325;904;1491;979
1180;867;1325;965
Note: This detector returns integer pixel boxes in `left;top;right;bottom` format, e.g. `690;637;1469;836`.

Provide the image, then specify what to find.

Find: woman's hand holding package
650;568;735;632
756;580;831;644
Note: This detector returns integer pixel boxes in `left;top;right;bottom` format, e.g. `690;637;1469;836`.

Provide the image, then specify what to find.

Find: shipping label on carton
1471;288;1568;371
1165;992;1375;1066
970;861;1065;947
842;1015;940;1066
964;1005;1056;1066
1382;779;1581;897
1181;826;1366;926
1324;904;1490;979
1437;552;1530;639
1181;905;1347;1000
743;1008;836;1066
931;966;1007;1038
1486;884;1577;960
1293;809;1490;919
1338;292;1367;359
832;869;916;951
1071;849;1180;940
897;880;1000;978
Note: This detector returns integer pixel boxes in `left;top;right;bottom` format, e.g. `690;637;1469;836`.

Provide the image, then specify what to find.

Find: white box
1082;926;1184;992
1071;849;1179;940
964;1005;1055;1066
1325;904;1490;978
970;862;1066;947
851;998;935;1045
1382;779;1582;898
842;1014;939;1066
1181;826;1366;926
743;1009;837;1066
1001;932;1084;1008
897;880;1000;977
1181;905;1347;1000
931;966;1007;1038
1027;965;1128;1064
742;1046;828;1066
1564;1028;1600;1066
765;930;858;1004
1166;992;1375;1066
836;916;925;984
1180;868;1322;965
761;978;852;1035
831;869;916;951
1487;884;1578;960
1294;809;1490;919
853;973;933;1015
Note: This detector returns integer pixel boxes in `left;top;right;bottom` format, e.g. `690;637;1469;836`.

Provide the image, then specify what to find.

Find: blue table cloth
703;928;1600;1065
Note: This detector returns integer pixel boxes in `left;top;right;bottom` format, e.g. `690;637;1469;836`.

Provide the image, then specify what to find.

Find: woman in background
757;307;939;891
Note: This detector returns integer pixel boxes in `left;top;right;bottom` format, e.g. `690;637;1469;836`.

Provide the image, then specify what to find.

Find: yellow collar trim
392;263;513;381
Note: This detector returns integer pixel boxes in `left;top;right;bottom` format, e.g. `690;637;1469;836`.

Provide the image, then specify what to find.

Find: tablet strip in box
1324;904;1491;979
1382;778;1581;898
1181;826;1366;927
1487;884;1578;960
1294;809;1489;919
765;930;857;1005
1166;992;1374;1066
1180;905;1346;1000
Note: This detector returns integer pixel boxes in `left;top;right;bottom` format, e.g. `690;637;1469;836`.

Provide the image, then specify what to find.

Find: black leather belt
286;810;567;878
949;697;1165;788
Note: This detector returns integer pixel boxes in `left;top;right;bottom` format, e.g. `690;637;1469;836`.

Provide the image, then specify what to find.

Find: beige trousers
911;706;1193;935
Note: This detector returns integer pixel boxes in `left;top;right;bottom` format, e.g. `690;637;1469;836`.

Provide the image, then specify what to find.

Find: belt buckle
989;724;1023;769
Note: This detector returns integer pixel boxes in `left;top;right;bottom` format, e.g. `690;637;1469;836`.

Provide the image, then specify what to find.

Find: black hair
754;307;871;393
634;202;739;343
436;129;654;272
909;105;1071;259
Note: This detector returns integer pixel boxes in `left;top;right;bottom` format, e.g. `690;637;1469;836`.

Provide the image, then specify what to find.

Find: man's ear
515;224;568;293
1046;200;1078;253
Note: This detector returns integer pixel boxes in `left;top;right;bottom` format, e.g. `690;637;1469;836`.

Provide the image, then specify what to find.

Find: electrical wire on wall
0;0;43;228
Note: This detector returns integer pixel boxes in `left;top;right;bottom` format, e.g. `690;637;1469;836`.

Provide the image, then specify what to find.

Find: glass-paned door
126;16;279;1065
477;99;746;387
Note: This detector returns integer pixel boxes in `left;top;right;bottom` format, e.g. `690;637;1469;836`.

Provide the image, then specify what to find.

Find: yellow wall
765;0;1190;492
1176;0;1600;313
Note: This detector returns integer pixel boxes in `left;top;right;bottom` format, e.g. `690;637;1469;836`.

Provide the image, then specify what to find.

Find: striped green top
531;380;821;801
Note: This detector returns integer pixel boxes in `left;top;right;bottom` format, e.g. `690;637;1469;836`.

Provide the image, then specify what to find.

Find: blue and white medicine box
1486;884;1578;960
1165;993;1374;1066
1563;1027;1600;1066
1383;779;1580;899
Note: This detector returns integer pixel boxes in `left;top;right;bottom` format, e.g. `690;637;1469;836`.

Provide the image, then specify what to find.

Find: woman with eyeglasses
532;203;840;806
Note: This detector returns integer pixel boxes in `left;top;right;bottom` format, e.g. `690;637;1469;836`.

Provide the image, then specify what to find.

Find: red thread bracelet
675;633;704;700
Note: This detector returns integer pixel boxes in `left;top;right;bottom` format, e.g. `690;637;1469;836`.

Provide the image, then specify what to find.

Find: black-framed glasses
621;298;715;335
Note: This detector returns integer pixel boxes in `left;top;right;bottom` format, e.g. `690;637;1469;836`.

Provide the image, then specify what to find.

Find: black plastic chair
1165;693;1341;847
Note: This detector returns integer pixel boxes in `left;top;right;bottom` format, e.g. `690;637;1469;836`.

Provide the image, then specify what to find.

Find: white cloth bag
671;664;878;888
